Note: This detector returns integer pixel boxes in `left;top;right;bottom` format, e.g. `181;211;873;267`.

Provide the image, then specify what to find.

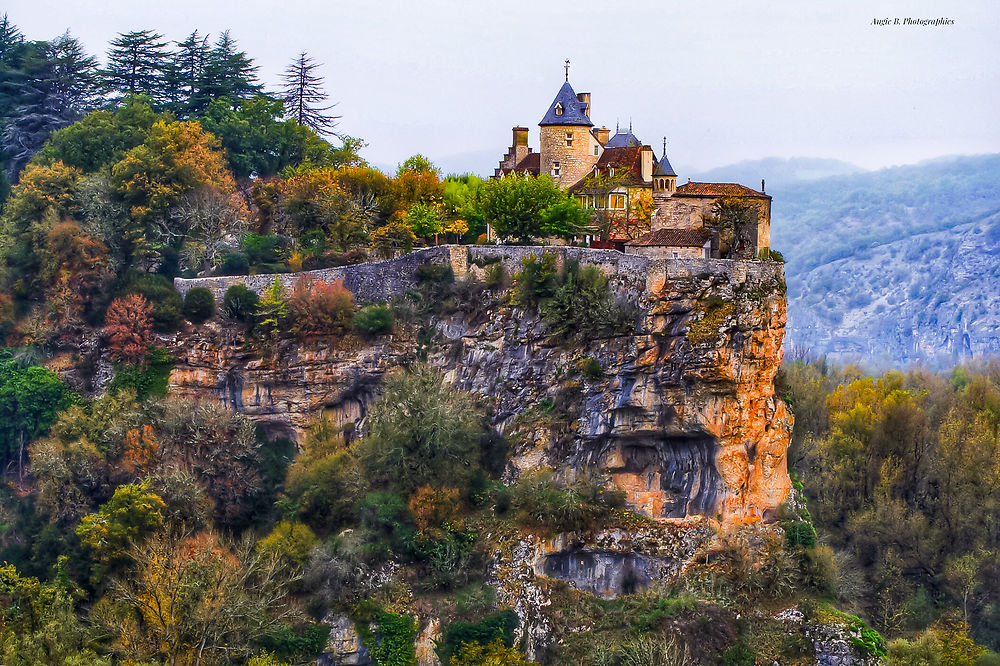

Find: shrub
484;263;505;288
119;272;183;332
105;293;154;364
784;520;817;549
513;252;558;308
182;287;215;324
885;633;943;666
288;276;354;337
437;610;518;664
757;247;785;262
353;304;393;336
450;639;536;666
243;232;285;265
258;521;320;566
510;469;625;533
357;610;418;666
107;346;174;400
579;357;602;380
218;252;250;275
359;365;483;495
532;259;636;341
223;284;259;322
257;278;289;337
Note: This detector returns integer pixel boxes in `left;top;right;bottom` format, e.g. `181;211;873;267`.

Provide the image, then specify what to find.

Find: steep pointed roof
654;153;677;177
605;129;643;148
539;81;593;127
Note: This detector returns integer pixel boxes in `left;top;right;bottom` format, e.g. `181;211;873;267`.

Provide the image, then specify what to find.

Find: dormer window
565;131;573;147
554;102;563;116
609;167;615;177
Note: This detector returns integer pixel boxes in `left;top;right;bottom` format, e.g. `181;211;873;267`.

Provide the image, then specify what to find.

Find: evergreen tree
101;30;170;104
166;30;209;116
201;31;260;107
0;14;24;66
0;32;98;180
281;51;341;136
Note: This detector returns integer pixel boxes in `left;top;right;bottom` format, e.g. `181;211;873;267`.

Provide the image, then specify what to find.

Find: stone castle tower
537;77;604;186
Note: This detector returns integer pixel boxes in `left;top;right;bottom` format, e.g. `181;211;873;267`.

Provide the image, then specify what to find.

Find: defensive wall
173;245;785;304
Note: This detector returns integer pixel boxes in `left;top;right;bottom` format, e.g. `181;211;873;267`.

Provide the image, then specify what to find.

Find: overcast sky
10;0;1000;176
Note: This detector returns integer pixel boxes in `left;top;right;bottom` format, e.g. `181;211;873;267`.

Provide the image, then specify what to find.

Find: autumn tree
105;293;154;364
703;196;759;259
96;530;298;666
287;276;354;338
281;51;340;136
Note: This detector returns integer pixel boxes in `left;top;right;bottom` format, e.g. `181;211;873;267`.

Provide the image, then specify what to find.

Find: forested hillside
765;155;1000;367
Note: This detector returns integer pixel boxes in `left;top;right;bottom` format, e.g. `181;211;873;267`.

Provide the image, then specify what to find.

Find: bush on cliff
182;287;215;324
358;364;484;495
287;276;354;338
118;271;183;332
353;304;393;336
223;284;259;322
510;469;626;533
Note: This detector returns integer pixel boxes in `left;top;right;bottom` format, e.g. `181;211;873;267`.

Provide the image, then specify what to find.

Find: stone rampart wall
173;245;785;304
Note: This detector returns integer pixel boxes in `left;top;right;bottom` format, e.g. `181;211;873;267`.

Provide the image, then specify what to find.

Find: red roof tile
675;182;769;198
626;228;713;247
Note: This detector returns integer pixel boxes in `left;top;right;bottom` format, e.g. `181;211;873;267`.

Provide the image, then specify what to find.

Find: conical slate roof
654;152;677;177
539;81;593;127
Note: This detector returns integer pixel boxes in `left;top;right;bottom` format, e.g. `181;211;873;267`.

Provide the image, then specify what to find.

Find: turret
537;63;601;187
653;137;678;194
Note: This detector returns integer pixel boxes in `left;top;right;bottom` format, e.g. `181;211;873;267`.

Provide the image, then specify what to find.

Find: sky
10;0;1000;177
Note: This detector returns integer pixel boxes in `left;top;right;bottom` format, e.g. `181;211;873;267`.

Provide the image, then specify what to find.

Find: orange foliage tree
287;275;354;338
105;293;154;364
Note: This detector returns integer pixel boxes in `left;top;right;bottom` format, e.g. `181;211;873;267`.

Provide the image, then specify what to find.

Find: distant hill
688;157;864;189
767;154;1000;368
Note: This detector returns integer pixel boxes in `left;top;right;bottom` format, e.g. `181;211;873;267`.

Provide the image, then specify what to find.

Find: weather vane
564;59;570;81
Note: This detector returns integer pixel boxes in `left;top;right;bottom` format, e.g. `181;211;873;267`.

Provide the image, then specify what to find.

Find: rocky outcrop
169;247;790;523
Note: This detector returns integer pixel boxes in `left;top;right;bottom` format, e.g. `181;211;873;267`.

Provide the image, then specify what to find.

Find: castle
495;67;772;259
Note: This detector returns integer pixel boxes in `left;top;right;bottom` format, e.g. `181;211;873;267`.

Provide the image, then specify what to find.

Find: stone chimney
512;126;530;164
594;126;610;145
576;92;591;118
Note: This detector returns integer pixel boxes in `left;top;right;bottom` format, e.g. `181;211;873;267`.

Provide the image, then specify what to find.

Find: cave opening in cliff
614;430;722;519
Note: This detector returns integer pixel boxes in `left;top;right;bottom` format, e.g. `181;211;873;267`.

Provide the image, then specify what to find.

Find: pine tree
0;14;24;66
281;51;341;136
101;30;170;104
166;30;209;116
1;31;98;180
202;31;261;104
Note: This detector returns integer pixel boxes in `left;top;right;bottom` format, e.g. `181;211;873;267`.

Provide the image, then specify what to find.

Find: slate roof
605;130;643;148
626;228;713;248
653;152;677;177
674;182;769;198
539;81;593;127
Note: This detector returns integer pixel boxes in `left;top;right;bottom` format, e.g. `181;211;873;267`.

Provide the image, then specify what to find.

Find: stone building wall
539;125;601;187
174;245;784;309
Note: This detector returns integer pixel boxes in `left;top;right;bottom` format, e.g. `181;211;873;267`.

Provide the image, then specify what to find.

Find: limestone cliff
170;246;791;524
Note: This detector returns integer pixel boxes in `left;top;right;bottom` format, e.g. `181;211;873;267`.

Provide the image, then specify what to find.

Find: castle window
552;161;560;177
565;131;573;146
594;146;599;155
672;251;680;259
609;167;615;177
609;193;626;209
554;103;563;116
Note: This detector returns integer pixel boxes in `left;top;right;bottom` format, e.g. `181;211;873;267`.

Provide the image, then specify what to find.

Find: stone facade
539;124;603;187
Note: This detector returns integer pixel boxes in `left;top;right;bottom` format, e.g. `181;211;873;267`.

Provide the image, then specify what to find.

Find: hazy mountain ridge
764;154;1000;366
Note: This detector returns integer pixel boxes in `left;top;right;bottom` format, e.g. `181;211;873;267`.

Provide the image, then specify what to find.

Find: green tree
0;561;111;666
360;364;484;494
100;30;171;104
76;480;165;563
0;358;73;476
281;51;340;136
477;175;581;242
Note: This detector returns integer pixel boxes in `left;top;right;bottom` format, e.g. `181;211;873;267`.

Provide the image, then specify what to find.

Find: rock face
170;246;791;523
